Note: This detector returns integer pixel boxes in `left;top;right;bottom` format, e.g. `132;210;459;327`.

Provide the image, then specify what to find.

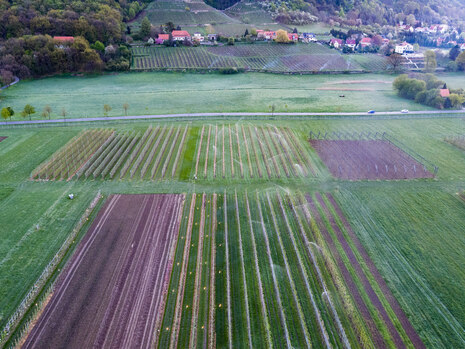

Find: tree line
0;0;150;81
393;73;465;109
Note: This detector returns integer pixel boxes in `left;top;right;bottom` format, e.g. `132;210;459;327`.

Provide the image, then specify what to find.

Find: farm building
330;38;344;49
156;34;170;44
172;30;191;41
440;88;450;98
288;33;299;42
345;39;356;50
360;37;372;48
299;33;317;43
193;33;205;42
395;42;414;54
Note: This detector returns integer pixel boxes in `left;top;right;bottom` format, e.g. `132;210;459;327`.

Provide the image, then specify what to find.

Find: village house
172;30;191;42
395;41;414;54
440;87;450;98
330;38;344;49
264;31;277;40
193;33;204;42
207;34;218;41
53;36;74;49
299;33;317;43
359;37;372;48
156;34;170;44
345;39;356;50
287;33;299;42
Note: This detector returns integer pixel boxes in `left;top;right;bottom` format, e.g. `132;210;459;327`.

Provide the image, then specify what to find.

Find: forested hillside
0;0;150;82
207;0;465;26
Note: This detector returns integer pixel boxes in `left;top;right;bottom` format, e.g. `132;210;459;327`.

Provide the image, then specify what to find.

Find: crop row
31;129;114;180
155;190;425;348
31;125;190;181
193;124;316;180
131;45;381;72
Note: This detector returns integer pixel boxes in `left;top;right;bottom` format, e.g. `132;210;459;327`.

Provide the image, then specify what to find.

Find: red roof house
329;38;344;48
156;34;170;44
53;36;74;43
171;30;191;41
360;37;372;47
287;33;299;41
440;89;450;98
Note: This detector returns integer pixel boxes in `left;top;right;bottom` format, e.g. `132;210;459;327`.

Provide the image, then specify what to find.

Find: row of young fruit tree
154;190;425;348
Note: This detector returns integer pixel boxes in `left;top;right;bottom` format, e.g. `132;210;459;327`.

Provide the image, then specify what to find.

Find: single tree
123;103;129;116
22;104;36;121
269;104;276;116
424;50;437;73
104;104;112;116
449;45;461;61
293;27;298;34
7;107;14;120
140;17;151;39
444;97;452;109
244;29;249;37
386;54;404;72
456;51;465;70
61;108;67;119
276;29;290;43
1;107;10;122
43;105;52;119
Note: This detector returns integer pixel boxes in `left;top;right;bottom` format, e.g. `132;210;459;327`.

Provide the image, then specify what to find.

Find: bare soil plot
310;139;434;180
23;193;185;349
0;137;7;142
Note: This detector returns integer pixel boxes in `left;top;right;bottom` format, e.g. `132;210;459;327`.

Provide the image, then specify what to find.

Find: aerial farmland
2;0;465;348
1;115;465;349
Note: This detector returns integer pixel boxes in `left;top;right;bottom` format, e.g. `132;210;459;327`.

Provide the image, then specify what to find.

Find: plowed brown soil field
310;139;434;180
23;193;185;349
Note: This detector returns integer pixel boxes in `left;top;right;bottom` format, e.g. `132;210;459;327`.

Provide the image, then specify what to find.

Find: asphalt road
1;110;465;126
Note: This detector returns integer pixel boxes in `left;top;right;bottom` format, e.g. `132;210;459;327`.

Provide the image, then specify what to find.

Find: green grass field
2;113;465;347
0;72;437;122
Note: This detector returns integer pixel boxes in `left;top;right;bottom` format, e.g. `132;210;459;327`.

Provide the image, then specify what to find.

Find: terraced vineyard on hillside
131;45;387;73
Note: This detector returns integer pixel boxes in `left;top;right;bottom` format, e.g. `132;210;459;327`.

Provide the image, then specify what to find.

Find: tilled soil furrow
23;194;184;349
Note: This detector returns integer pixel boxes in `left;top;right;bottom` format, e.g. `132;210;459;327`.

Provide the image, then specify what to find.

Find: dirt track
23;193;184;349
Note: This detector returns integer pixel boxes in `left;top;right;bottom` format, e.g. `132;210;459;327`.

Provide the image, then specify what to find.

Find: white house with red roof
287;33;299;42
345;39;356;50
171;30;191;41
395;41;414;54
330;38;344;49
360;37;372;48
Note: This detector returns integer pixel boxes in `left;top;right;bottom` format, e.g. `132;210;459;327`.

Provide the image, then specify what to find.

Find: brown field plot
23;193;185;349
0;137;7;142
310;139;434;180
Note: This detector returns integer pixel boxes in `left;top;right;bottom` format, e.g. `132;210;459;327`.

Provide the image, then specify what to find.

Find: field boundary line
224;191;233;349
256;191;292;348
1;191;103;347
169;193;196;349
245;191;273;348
208;193;217;349
234;191;252;348
189;194;207;348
